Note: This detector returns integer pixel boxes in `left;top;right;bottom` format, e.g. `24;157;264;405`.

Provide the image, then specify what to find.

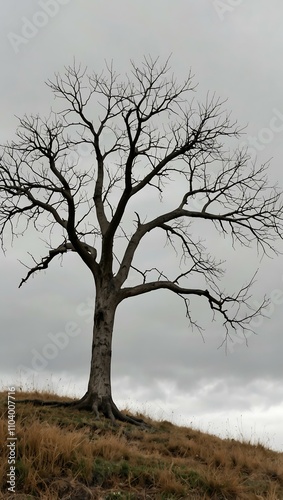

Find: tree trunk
76;285;146;425
85;291;116;418
70;280;116;415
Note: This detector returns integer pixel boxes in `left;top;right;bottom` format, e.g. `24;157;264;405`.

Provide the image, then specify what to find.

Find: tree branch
119;276;267;341
18;240;97;287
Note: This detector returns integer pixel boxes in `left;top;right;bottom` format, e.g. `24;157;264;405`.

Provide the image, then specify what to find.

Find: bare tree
1;57;282;424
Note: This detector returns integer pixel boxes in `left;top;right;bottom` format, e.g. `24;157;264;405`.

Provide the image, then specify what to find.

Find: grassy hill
0;390;283;499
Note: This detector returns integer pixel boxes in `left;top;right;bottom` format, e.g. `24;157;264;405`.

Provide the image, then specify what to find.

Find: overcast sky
1;1;283;452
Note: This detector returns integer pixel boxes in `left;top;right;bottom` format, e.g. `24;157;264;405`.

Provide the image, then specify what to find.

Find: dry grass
0;390;283;499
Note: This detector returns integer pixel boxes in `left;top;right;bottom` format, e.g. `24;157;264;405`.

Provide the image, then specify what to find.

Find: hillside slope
0;390;283;499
